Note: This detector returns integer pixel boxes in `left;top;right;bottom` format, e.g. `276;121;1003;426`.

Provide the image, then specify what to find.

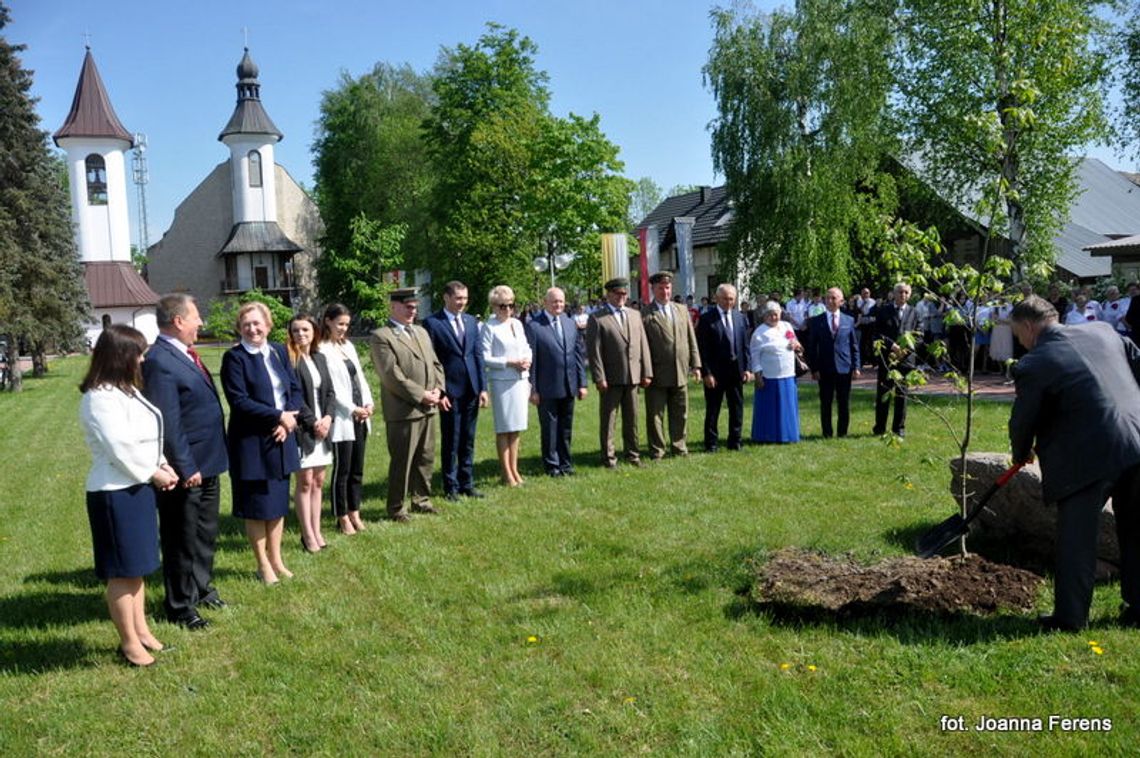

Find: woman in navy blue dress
221;302;302;584
80;325;180;666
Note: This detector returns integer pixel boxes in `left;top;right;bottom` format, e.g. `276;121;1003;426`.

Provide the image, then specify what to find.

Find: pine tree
0;3;89;383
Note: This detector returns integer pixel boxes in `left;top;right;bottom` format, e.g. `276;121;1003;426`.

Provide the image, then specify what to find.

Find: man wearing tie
371;288;448;522
423;281;488;502
526;287;588;476
696;283;753;452
141;294;229;630
807;287;861;438
587;277;653;468
873;282;920;438
642;271;702;459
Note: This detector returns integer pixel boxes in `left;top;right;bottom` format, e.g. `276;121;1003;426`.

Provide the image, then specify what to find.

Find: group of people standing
81;271;1140;666
78;295;381;665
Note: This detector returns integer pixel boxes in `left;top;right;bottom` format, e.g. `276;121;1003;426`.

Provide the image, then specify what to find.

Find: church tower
53;48;158;343
216;48;302;303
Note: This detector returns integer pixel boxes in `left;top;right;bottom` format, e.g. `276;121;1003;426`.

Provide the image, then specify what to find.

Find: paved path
841;369;1016;400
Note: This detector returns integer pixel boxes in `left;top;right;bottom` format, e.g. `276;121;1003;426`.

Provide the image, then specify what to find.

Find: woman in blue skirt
748;301;802;443
80;325;180;666
221;302;303;584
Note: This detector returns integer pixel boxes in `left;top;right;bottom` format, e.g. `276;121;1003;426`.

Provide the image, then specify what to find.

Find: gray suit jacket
1009;322;1140;501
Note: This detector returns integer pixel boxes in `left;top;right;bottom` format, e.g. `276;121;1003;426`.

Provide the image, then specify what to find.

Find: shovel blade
915;514;968;558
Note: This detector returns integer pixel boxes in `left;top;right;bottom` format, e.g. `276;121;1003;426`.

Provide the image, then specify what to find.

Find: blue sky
7;0;1133;250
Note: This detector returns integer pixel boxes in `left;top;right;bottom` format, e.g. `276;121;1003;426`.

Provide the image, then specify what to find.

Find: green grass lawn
0;350;1135;755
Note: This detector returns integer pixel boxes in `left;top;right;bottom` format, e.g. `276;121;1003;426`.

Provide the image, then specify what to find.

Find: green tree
323;214;406;325
896;0;1114;270
627;176;663;229
0;4;88;384
705;0;897;295
311;62;435;305
1122;7;1140;159
424;24;631;307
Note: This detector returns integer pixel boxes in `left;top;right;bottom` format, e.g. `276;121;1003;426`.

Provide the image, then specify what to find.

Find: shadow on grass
0;590;106;628
0;637;93;674
24;568;102;589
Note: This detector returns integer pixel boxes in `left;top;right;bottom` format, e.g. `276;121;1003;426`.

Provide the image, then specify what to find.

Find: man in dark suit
873;282;920;437
587;277;653;468
371;288;448;522
527;286;588;476
141;294;228;630
696;283;753;451
1009;296;1140;631
642;271;702;459
424;280;488;501
807;287;861;438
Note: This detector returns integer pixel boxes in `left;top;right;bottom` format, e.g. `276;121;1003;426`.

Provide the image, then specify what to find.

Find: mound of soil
752;548;1044;617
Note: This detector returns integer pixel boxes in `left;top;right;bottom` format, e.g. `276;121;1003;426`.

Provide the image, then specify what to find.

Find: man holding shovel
1008;296;1140;631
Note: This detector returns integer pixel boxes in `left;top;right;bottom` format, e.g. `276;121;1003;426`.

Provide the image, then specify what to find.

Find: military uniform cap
648;271;674;285
604;277;630;291
390;287;419;303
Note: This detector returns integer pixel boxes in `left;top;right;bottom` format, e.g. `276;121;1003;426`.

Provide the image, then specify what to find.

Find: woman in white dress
288;315;335;553
480;285;532;487
988;299;1015;369
317;303;374;535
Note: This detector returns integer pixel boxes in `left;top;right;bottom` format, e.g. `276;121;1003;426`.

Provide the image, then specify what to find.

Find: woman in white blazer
480;285;532;486
317;303;374;534
79;325;179;667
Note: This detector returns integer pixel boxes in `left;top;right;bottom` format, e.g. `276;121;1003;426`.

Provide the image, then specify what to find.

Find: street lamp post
532;238;575;288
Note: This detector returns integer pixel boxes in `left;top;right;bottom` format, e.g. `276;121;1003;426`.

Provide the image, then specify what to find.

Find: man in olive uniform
371;288;448;521
586;277;653;467
641;271;702;459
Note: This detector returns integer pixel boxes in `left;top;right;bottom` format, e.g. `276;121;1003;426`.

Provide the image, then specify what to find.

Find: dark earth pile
752;548;1044;617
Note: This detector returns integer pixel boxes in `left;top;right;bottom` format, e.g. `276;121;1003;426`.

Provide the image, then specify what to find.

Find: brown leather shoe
388;513;411;523
411;504;440;515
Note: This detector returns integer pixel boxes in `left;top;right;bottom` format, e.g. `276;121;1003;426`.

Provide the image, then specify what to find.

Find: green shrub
204;288;293;344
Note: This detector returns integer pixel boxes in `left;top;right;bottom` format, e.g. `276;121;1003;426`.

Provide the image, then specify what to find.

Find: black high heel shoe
300;535;321;554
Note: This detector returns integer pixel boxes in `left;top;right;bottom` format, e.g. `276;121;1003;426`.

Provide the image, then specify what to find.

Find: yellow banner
600;233;629;286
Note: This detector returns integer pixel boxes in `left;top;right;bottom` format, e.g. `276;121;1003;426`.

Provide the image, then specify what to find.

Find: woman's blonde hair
488;285;515;307
235;301;273;332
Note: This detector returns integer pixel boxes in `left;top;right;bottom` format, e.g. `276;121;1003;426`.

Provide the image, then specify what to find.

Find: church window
85;154;108;205
248;150;263;188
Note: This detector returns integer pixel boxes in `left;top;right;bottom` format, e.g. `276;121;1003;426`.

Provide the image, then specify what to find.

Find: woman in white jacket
480;285;532;486
79;325;179;667
317;303;374;534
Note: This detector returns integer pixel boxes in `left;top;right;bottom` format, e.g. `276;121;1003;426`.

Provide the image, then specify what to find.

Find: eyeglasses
496;303;515;309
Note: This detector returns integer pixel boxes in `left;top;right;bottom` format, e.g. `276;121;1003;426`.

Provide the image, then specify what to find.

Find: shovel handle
995;461;1026;488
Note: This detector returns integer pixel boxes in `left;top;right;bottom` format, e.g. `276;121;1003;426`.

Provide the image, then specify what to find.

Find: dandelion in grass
1091;646;1104;655
904;482;915;491
526;635;539;644
624;696;637;704
807;665;818;672
779;663;792;670
1087;640;1099;647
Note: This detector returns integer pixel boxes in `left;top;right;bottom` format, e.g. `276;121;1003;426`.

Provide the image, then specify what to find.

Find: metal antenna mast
131;133;150;264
